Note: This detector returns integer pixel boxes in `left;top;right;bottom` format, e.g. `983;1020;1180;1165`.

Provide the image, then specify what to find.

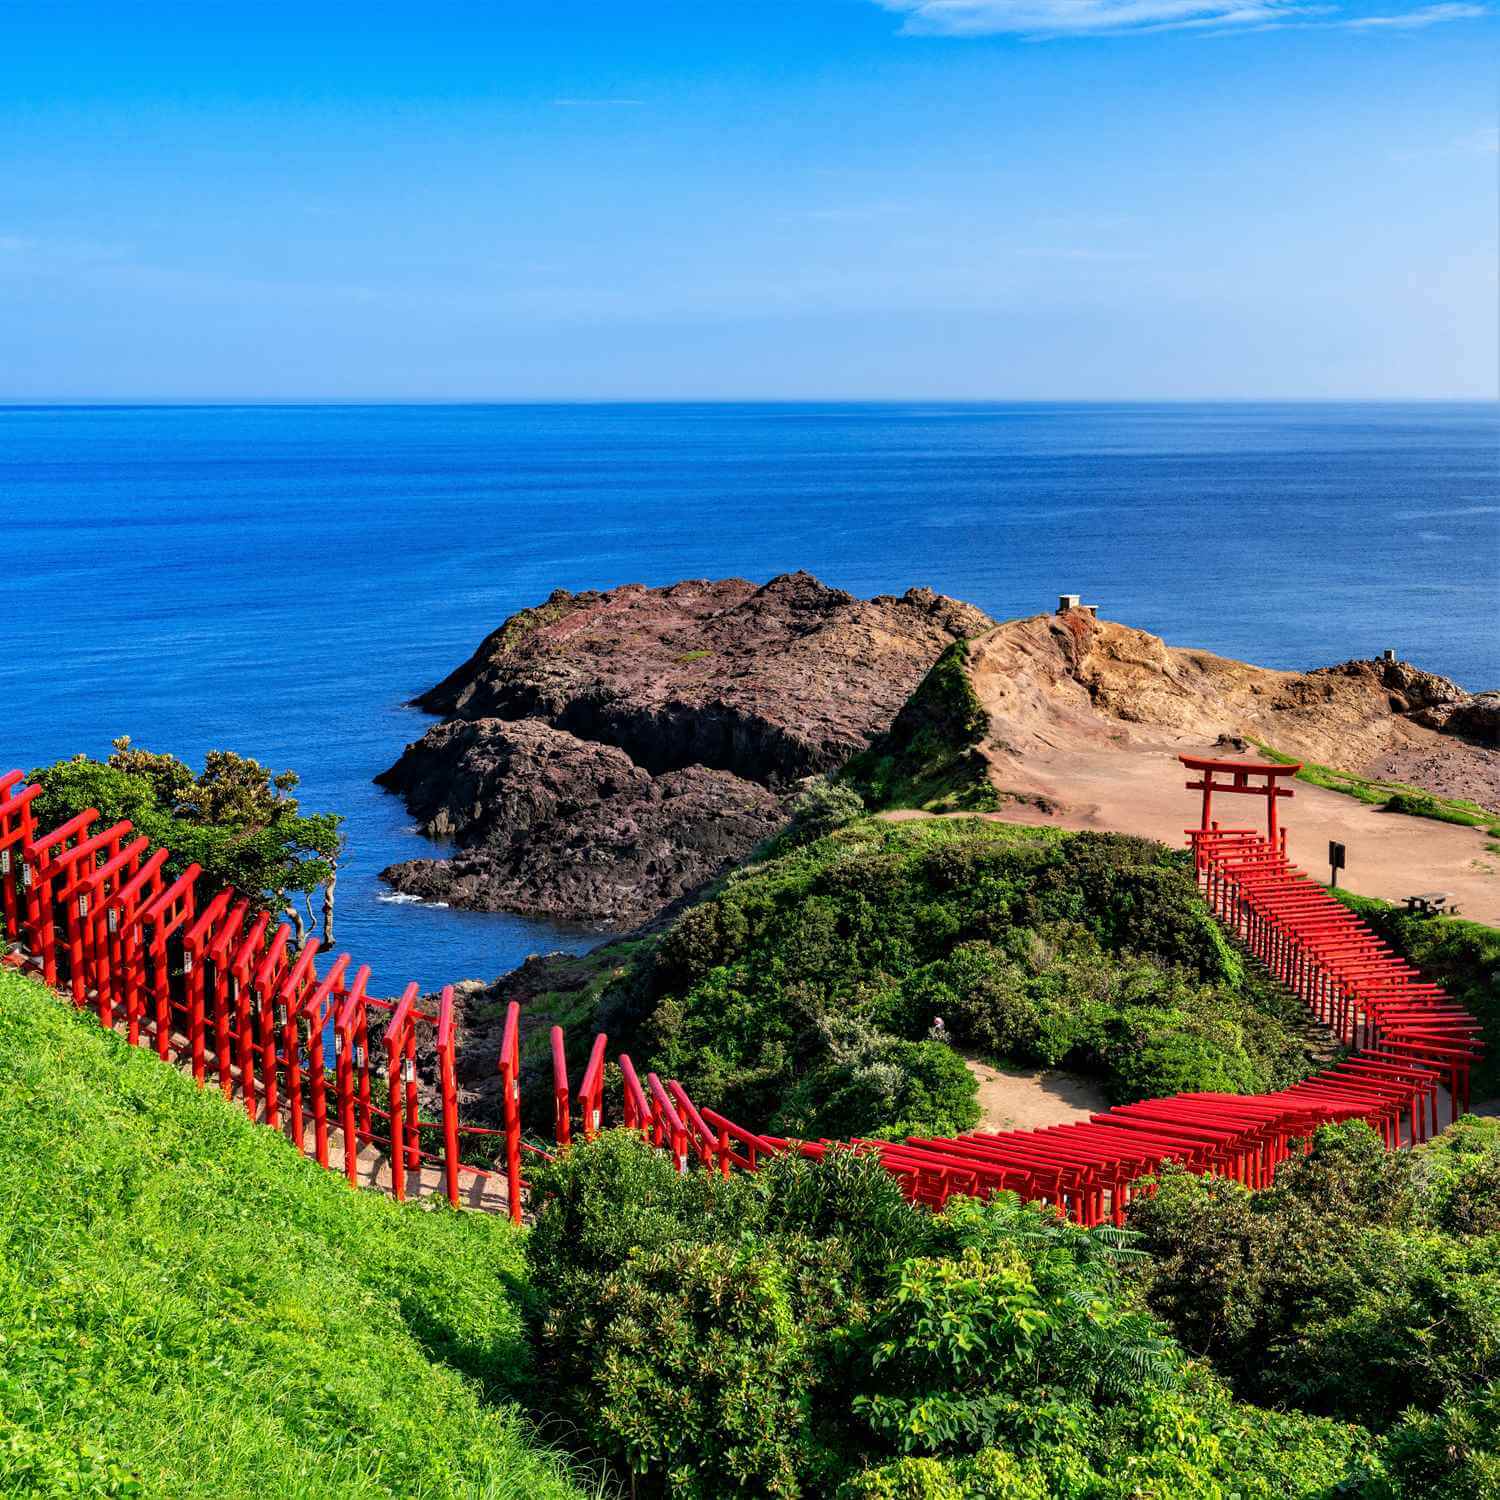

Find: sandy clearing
963;1056;1109;1131
885;734;1500;926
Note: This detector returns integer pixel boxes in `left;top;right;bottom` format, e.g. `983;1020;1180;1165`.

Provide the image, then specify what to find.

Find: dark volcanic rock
379;718;784;924
408;572;993;786
377;572;991;922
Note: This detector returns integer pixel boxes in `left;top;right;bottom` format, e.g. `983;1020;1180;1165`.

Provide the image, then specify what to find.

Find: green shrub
1422;1116;1500;1234
590;819;1322;1138
1130;1120;1500;1434
1381;789;1491;827
777;779;868;850
772;1021;979;1140
1331;892;1500;1099
527;1134;1387;1496
1374;1381;1500;1499
838;1449;1048;1499
568;1237;834;1497
28;740;342;939
842;642;998;814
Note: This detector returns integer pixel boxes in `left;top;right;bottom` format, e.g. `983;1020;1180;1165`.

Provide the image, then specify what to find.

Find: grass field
0;966;591;1500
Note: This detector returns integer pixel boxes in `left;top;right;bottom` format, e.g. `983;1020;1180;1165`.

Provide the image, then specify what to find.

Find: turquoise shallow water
1;401;1495;991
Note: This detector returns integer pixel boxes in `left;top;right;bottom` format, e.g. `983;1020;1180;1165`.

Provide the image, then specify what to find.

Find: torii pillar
1179;754;1301;844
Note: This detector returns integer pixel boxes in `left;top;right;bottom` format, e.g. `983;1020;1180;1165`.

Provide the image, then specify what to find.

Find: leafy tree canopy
29;739;342;931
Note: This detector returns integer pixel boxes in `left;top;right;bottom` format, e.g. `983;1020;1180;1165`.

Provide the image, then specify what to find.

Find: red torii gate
1180;753;1300;845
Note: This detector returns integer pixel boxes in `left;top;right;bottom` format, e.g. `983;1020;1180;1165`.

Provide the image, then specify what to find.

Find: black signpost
1328;840;1346;890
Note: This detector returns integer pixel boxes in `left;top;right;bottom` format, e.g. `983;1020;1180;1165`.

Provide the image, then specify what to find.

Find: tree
30;738;343;945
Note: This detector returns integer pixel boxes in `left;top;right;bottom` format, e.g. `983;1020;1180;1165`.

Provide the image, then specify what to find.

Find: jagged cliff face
376;573;993;923
966;609;1499;805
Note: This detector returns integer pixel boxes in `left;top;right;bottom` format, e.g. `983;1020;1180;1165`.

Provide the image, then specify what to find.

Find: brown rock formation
377;573;992;922
967;610;1500;809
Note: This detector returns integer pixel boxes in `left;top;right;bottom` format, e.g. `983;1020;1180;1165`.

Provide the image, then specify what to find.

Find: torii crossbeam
1179;754;1301;844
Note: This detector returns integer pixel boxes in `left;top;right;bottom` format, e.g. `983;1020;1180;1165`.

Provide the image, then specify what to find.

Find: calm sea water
1;402;1495;992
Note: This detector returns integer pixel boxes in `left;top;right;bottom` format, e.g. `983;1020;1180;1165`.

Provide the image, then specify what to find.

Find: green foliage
0;967;587;1499
1421;1116;1500;1234
774;1018;980;1140
575;1237;827;1497
1381;789;1494;827
1130;1120;1500;1433
1251;740;1495;826
29;738;342;925
1332;890;1500;1098
842;643;999;813
526;1133;1380;1498
1373;1381;1500;1500
851;1240;1179;1454
775;778;870;852
602;818;1318;1135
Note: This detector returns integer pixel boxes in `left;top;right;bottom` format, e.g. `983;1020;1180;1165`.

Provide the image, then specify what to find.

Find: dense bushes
1129;1119;1500;1436
841;641;998;814
596;818;1318;1137
525;1132;1380;1498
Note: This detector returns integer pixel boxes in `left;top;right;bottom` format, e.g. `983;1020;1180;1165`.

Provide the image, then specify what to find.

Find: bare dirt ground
963;1056;1107;1131
966;610;1500;809
966;735;1499;925
911;611;1500;925
886;740;1499;925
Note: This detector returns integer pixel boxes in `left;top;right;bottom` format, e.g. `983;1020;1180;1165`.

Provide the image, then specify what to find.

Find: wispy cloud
872;0;1487;36
550;97;643;106
1342;1;1484;23
1389;123;1500;160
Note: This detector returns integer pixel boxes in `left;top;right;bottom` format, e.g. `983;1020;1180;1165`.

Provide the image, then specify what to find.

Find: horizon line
1;395;1496;409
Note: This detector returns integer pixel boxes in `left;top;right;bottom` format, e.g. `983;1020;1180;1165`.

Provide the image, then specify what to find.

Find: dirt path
963;1056;1108;1131
886;736;1500;926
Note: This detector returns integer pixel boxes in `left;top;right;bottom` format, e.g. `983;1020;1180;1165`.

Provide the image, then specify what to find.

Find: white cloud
872;0;1487;35
1343;2;1484;22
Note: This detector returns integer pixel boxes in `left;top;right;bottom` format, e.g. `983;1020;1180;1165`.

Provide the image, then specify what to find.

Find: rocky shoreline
376;572;992;924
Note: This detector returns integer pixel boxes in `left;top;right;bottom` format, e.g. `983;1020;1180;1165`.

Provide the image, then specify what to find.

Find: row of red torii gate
0;756;1482;1225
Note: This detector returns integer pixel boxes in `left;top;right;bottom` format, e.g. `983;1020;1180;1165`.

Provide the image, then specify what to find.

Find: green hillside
566;816;1323;1140
0;966;590;1500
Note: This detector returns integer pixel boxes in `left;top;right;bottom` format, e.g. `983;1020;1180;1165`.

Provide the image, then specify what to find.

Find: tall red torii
1179;754;1300;842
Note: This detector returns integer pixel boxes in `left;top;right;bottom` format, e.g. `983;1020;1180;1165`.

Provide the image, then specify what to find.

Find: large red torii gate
1180;753;1301;844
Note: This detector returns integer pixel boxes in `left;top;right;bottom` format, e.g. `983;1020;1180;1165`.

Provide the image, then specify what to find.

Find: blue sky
1;0;1494;399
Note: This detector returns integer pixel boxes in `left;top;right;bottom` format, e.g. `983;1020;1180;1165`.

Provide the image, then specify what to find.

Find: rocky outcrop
377;573;992;923
378;718;784;923
964;610;1500;809
1417;691;1500;748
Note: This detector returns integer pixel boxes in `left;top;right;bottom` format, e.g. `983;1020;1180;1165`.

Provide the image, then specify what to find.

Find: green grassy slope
1251;739;1500;830
0;967;590;1500
840;640;1000;812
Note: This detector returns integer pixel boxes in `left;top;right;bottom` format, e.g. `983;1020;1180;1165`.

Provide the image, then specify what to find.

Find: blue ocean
2;402;1495;993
